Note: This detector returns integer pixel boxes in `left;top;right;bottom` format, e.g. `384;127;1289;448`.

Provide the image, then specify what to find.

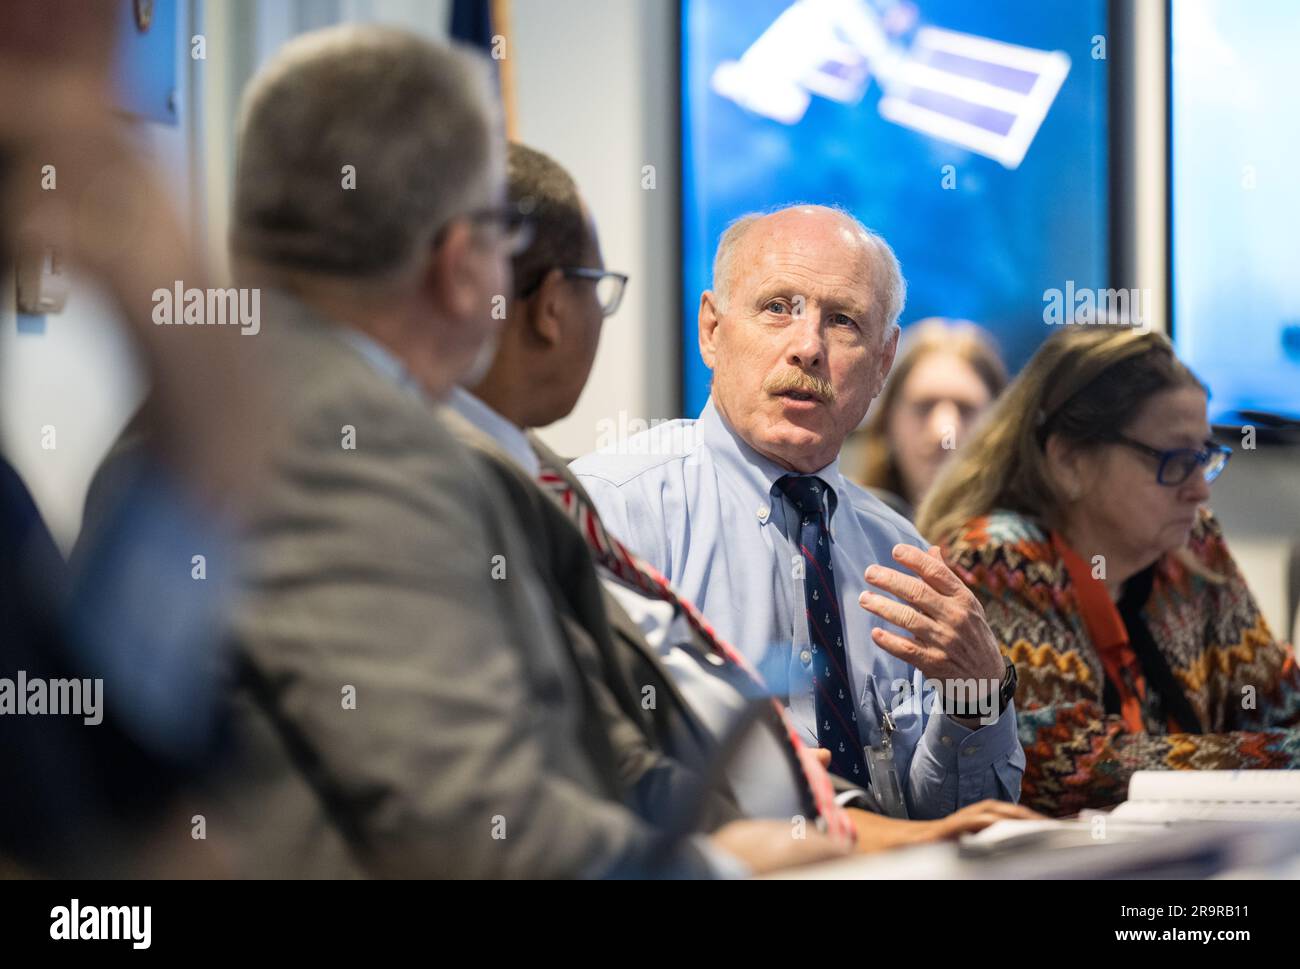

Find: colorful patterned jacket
943;508;1300;816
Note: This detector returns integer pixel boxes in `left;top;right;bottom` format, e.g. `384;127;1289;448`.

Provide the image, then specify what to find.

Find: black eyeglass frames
560;267;629;317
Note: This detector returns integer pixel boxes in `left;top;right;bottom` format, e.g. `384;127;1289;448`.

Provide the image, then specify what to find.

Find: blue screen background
681;0;1109;417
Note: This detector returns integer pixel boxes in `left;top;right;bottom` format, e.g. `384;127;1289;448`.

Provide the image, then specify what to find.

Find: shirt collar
337;328;427;400
446;386;541;478
700;396;845;524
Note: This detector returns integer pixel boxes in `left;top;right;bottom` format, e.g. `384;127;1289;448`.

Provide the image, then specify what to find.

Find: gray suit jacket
443;417;750;833
189;292;711;878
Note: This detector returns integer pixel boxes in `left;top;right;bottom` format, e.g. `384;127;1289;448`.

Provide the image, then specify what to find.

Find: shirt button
940;735;954;747
799;649;812;666
963;745;980;757
756;505;770;522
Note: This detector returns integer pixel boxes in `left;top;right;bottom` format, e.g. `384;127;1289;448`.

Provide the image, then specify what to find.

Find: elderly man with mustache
571;205;1024;819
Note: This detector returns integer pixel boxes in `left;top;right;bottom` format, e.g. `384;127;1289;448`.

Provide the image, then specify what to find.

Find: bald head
712;205;905;332
698;204;905;473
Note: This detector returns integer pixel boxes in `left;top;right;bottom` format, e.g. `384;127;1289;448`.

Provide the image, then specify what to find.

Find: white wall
509;0;679;459
0;276;146;551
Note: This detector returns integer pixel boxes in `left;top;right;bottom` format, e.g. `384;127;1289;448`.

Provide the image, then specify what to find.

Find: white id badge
865;711;908;819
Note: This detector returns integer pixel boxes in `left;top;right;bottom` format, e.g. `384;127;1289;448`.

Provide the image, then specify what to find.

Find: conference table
766;817;1300;879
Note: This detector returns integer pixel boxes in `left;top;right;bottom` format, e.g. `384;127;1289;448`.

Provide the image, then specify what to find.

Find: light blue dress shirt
571;397;1025;819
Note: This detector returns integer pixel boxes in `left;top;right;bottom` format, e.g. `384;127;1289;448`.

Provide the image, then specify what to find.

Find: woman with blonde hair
917;325;1300;816
855;319;1007;519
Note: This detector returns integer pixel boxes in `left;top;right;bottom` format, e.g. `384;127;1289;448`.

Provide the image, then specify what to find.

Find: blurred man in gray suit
199;25;846;877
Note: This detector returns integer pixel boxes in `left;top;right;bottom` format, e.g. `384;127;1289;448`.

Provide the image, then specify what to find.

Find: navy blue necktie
775;474;867;782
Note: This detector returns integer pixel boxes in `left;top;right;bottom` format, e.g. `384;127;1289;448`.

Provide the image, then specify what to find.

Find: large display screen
681;0;1109;416
1172;0;1300;423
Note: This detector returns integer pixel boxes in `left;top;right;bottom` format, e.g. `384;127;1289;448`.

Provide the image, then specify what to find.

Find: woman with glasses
916;326;1300;816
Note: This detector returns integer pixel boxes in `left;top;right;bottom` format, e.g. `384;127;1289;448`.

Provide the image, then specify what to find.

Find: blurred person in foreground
918;326;1300;816
851;318;1007;520
180;25;852;878
0;0;269;875
450;144;1039;851
572;206;1025;819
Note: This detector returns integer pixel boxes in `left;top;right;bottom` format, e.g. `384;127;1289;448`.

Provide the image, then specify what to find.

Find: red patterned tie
536;466;858;845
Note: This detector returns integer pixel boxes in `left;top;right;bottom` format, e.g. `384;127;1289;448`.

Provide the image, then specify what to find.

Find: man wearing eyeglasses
460;145;628;436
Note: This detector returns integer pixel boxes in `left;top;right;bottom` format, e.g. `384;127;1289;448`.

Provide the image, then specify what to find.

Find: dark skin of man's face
553;215;608;420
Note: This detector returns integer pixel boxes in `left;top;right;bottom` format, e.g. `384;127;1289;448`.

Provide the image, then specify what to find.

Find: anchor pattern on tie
776;474;868;782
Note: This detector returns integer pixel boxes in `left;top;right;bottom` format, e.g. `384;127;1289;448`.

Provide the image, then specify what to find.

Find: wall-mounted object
115;0;178;125
16;245;70;315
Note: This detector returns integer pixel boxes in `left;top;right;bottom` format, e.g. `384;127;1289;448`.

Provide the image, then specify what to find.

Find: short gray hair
711;204;906;332
232;25;500;276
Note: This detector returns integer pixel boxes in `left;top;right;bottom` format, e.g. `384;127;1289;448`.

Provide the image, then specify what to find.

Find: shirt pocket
856;676;883;749
992;727;1027;802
